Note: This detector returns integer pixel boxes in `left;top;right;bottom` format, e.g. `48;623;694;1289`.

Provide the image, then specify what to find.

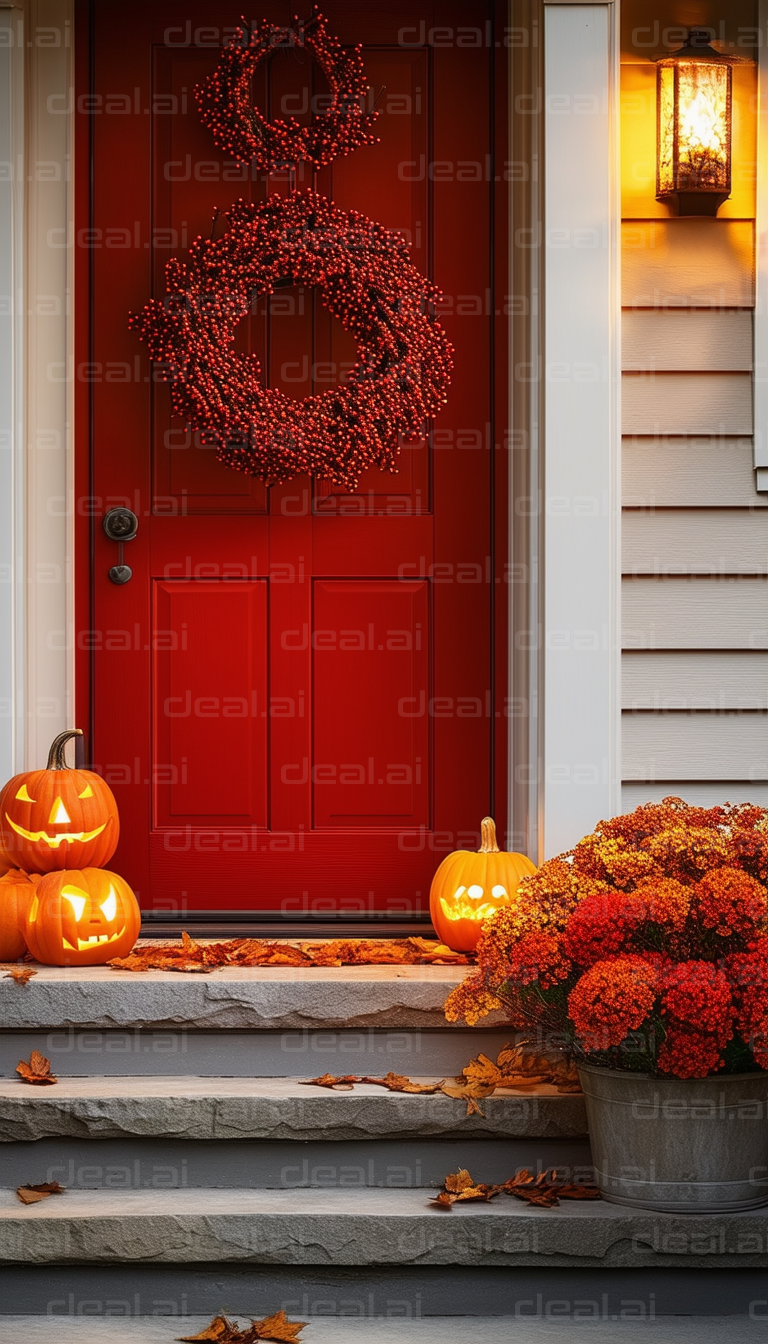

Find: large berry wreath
130;190;453;490
195;9;379;171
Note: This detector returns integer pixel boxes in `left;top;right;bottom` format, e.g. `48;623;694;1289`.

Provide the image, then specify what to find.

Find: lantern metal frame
654;28;739;217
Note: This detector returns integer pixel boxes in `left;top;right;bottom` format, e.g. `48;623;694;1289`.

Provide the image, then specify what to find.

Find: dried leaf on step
503;1167;599;1207
300;1073;358;1091
406;937;470;964
495;1041;526;1075
456;1183;503;1202
437;1083;487;1117
4;967;36;985
431;1166;600;1213
445;1169;475;1193
460;1052;502;1092
177;1315;240;1342
504;1172;560;1207
430;1190;460;1209
250;1309;308;1341
16;1050;57;1085
16;1181;65;1204
494;1041;577;1089
358;1073;442;1094
430;1169;503;1209
556;1184;600;1199
181;930;201;956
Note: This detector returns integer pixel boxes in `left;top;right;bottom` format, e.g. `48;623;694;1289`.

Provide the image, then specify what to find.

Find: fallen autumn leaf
16;1050;57;1085
16;1181;65;1205
177;1310;307;1343
4;967;36;986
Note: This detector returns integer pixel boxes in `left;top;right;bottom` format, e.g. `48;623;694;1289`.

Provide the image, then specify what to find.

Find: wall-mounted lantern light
655;29;737;216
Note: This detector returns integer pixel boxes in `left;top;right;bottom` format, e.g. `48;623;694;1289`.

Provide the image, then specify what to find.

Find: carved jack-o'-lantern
24;867;140;966
429;817;537;953
0;869;38;960
0;730;119;874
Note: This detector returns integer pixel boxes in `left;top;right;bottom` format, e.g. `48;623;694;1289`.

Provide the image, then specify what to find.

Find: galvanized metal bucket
578;1064;768;1212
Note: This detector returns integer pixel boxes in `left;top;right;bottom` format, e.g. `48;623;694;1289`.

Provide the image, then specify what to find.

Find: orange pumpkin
429;817;537;952
0;870;38;960
0;730;119;873
24;867;140;966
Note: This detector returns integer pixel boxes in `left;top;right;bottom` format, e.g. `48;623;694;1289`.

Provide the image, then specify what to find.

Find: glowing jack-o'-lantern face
429;818;537;953
0;730;119;874
24;867;140;966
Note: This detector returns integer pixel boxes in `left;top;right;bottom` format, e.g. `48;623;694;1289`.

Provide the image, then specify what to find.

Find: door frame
5;0;622;864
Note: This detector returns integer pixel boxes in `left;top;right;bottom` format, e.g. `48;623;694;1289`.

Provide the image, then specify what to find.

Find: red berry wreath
129;190;453;490
195;9;379;171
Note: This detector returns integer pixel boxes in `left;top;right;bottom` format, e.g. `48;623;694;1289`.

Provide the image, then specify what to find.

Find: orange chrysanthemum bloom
658;1029;725;1079
568;955;658;1051
692;866;768;938
630;875;691;930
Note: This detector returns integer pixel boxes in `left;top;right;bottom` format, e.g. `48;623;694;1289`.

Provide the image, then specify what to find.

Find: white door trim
0;0;75;775
540;1;622;856
0;4;26;777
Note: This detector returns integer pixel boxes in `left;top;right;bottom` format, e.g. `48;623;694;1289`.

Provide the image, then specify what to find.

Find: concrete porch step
0;1075;587;1142
0;963;474;1033
1;1185;766;1268
0;1315;764;1343
0;961;507;1078
0;1073;590;1190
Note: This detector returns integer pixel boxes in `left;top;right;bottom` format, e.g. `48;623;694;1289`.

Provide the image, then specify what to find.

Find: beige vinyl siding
621;212;766;810
623;713;768;781
623;439;767;507
622;653;768;710
622;310;753;372
622;781;768;808
622;373;753;436
622;220;755;308
623;511;768;575
622;578;768;650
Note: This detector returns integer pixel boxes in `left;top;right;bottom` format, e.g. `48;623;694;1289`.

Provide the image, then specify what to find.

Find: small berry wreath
195;9;379;171
130;190;453;489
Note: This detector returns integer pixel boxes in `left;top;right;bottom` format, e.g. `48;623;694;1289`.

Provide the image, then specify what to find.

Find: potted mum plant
445;798;768;1212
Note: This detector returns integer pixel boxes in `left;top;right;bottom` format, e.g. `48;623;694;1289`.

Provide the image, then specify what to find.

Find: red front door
76;1;509;919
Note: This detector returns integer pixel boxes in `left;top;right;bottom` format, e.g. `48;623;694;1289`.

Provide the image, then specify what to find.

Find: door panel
78;0;508;917
312;580;429;828
153;579;269;827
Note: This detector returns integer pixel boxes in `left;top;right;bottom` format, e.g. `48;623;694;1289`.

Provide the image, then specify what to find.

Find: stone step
0;964;473;1033
0;1073;589;1189
1;1186;766;1269
0;1314;763;1342
0;961;514;1077
0;1076;587;1142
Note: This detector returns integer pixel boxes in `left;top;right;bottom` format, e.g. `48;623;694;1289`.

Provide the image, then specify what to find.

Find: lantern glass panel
658;65;675;195
675;62;730;192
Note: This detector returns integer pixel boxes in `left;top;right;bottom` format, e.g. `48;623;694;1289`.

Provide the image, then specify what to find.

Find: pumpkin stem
478;816;500;853
46;729;83;771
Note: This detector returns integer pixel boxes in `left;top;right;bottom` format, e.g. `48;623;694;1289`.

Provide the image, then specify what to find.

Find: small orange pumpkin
0;730;119;874
429;817;537;952
0;870;38;960
24;867;140;966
